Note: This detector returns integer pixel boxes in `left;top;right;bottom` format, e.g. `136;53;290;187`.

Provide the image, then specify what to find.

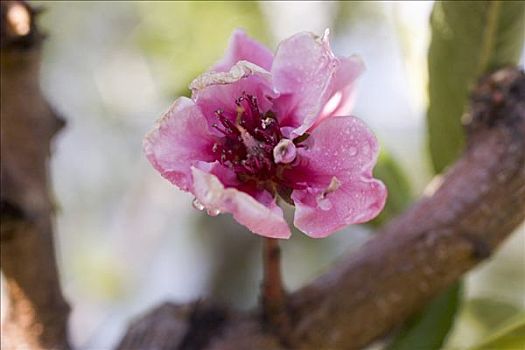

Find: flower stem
261;237;290;333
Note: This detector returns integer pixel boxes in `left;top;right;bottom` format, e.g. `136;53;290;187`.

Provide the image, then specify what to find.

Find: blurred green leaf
467;298;521;332
470;313;525;350
427;1;525;173
134;1;269;98
388;284;463;350
333;1;385;32
370;151;412;227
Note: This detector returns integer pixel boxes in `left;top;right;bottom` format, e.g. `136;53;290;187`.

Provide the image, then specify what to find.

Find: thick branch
288;71;525;349
119;68;524;349
1;2;70;349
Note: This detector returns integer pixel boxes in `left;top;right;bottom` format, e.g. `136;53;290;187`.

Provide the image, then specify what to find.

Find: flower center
211;93;294;190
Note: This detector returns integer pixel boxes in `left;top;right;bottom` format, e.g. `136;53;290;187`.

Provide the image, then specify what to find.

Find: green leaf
427;1;525;173
369;151;412;227
388;283;463;350
469;313;525;350
466;298;520;332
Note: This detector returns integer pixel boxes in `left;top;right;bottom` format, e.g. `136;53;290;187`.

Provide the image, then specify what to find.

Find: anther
273;139;297;164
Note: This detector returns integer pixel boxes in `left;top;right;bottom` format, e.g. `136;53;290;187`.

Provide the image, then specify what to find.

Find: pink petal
289;116;387;238
190;61;278;130
144;97;216;191
193;161;240;188
316;55;364;124
191;167;291;239
271;30;364;137
213;29;273;72
293;178;386;238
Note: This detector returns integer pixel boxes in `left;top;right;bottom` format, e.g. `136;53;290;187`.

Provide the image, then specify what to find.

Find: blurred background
1;1;524;349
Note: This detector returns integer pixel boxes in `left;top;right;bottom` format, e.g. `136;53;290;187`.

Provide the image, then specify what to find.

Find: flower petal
289;116;387;238
316;55;364;123
213;29;273;72
191;167;291;239
293;178;386;238
272;30;364;137
190;61;278;130
144;97;216;191
193;161;240;188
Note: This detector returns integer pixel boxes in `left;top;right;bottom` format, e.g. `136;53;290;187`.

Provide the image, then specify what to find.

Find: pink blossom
144;29;387;239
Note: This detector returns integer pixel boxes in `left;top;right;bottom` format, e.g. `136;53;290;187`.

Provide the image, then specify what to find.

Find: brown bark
118;68;525;350
288;69;525;349
1;2;71;349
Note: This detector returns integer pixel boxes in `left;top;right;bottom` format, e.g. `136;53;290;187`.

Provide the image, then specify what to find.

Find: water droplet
207;208;221;216
317;197;332;211
192;198;205;211
348;147;357;156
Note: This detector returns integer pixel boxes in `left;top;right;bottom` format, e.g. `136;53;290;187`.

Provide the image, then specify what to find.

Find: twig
261;238;290;335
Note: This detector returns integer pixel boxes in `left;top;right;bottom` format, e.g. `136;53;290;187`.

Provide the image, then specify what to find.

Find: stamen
273;139;297;164
262;117;273;129
212;91;294;193
316;177;341;211
325;177;342;194
317;176;341;211
236;106;244;125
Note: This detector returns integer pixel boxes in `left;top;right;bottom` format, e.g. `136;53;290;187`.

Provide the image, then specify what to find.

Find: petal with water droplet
191;167;291;239
288;116;387;238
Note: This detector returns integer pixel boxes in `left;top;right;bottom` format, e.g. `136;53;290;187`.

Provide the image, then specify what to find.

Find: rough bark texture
288;70;525;349
118;68;525;350
1;2;71;349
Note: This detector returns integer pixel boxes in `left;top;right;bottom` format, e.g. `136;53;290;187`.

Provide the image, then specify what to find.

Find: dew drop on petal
317;197;333;211
348;146;357;156
207;208;221;216
192;198;205;211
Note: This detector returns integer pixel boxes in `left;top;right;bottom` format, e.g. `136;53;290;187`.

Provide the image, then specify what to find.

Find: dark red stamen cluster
211;93;310;199
212;93;282;182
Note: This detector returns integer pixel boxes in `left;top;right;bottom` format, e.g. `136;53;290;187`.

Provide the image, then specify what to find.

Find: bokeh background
1;1;524;349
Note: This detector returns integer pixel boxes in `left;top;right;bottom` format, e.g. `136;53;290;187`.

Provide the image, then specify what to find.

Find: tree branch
118;67;525;350
288;69;525;349
1;1;70;349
